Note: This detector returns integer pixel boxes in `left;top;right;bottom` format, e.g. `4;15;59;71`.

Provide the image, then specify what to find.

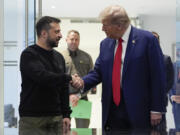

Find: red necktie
112;38;123;106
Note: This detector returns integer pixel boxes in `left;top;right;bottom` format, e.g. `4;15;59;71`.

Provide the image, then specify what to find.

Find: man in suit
169;63;180;133
72;5;166;131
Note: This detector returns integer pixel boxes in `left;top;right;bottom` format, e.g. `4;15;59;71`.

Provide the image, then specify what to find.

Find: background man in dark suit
169;64;180;133
72;5;166;132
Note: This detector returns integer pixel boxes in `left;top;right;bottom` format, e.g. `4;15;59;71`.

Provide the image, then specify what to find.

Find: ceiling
42;0;176;18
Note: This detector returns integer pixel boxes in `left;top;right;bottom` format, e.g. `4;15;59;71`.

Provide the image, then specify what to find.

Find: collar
121;24;131;43
68;49;78;57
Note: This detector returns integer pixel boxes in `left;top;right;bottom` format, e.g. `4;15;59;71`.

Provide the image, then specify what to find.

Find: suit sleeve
82;44;103;92
88;54;97;90
148;36;166;112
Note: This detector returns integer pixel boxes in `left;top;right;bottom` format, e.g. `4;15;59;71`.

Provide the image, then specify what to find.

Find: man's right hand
70;74;84;89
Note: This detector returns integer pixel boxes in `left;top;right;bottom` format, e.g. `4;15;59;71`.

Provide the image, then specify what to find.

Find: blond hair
67;30;80;37
99;5;130;27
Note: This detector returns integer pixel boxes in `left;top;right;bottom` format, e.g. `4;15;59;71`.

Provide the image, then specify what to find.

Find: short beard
46;38;57;48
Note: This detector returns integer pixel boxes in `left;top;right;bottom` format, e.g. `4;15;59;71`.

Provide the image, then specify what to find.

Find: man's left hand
150;112;162;126
171;95;180;104
70;94;80;107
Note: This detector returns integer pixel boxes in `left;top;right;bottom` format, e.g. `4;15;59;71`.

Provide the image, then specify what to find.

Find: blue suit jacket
83;26;166;129
169;63;180;131
169;63;180;110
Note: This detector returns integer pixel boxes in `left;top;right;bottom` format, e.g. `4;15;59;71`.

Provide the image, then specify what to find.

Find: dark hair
36;16;61;37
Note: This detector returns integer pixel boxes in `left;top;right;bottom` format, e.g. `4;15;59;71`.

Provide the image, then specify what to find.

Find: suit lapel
109;39;116;67
122;27;138;83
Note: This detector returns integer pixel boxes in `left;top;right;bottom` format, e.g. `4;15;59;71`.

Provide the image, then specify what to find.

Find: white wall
0;0;4;134
140;14;176;59
177;21;180;42
42;0;174;18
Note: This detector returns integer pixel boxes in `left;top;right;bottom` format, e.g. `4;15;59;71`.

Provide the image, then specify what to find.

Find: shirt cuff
76;93;81;99
150;111;165;114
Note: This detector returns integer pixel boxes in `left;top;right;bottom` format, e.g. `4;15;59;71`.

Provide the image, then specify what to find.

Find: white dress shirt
114;24;131;82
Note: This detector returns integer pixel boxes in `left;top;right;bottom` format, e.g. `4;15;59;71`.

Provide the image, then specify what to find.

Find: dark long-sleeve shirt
19;44;72;118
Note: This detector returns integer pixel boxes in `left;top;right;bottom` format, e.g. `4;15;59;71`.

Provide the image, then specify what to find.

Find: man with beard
19;16;78;134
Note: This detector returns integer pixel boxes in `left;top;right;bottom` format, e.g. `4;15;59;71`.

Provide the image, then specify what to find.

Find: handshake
69;74;84;107
70;74;84;90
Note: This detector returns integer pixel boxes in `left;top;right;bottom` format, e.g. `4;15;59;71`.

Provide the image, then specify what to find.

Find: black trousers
105;96;167;134
105;95;131;131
